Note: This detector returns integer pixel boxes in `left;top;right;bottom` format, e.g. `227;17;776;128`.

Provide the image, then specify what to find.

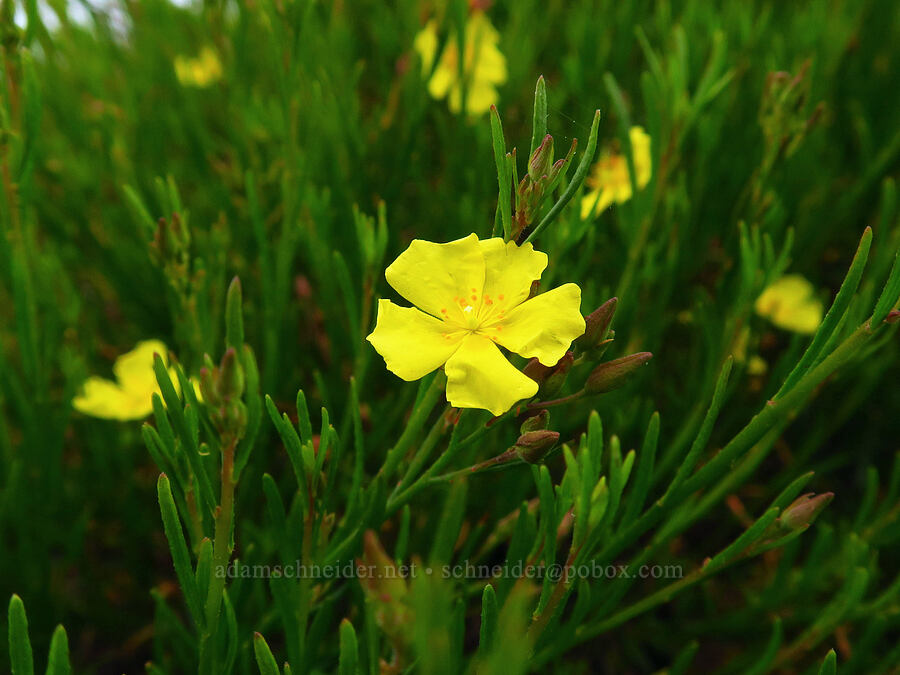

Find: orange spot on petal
498;294;505;300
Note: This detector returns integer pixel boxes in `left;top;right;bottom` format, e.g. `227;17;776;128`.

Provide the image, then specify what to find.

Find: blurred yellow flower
755;274;824;335
581;126;652;219
174;47;223;88
367;234;584;415
413;11;507;116
74;340;176;421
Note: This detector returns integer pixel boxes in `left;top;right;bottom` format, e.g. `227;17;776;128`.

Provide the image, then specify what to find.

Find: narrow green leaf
253;632;281;675
157;474;203;628
622;412;660;524
530;76;548;157
818;649;837;675
479;584;498;652
44;624;71;675
745;618;783;675
194;538;213;607
490;105;512;240
8;595;34;675
872;244;900;325
430;480;468;564
338;619;359;675
665;357;732;500
296;390;314;446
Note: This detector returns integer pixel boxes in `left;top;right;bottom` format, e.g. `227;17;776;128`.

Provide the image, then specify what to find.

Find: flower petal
114;339;169;400
73;377;153;421
385;233;485;323
444;334;538;416
413;20;439;74
367;299;465;381
478;238;547;315
581;187;616;219
494;284;585;366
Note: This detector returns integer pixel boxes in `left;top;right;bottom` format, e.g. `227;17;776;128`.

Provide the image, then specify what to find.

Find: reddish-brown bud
584;352;653;394
514;430;560;464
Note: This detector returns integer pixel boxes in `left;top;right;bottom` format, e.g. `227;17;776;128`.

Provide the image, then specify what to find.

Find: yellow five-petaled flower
74;340;177;421
581;126;652;219
755;274;823;335
174;47;223;88
413;10;507;116
367;234;585;416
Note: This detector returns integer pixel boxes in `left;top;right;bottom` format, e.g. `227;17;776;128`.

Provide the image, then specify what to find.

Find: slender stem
526;391;585;410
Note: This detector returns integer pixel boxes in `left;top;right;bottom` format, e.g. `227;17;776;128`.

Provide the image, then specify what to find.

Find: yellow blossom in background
413;11;507;116
74;340;177;421
581;126;652;219
755;274;824;335
174;47;223;88
367;234;585;416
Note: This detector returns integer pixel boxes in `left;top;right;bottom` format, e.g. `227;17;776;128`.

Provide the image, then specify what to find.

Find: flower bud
528;134;554;181
540;351;574;398
219;347;245;399
584;352;653;394
780;492;834;530
522;358;553;386
574;297;617;352
514;430;559;464
520;409;550;434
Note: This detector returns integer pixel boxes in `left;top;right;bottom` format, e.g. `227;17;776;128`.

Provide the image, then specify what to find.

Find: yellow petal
114;339;168;397
629;126;652;189
493;284;585;366
413;20;439;75
444;334;537;416
428;60;456;100
463;80;498;115
385;233;485;323
580;187;616;219
366;299;464;381
478;238;547;315
73;377;153;421
755;275;823;334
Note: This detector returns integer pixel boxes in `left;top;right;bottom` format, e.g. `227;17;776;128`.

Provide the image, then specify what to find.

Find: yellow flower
581;126;652;219
174;47;223;88
413;11;507;116
755;274;824;335
74;340;177;421
367;234;585;416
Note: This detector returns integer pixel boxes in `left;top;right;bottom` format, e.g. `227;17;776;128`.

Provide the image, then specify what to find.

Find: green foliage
1;0;899;673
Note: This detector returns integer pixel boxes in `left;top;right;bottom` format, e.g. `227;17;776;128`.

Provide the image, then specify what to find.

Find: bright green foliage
1;0;900;673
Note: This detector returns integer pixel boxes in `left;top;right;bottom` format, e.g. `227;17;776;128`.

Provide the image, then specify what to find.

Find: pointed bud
520;409;550;434
522;358;553;386
528;134;554;181
540;351;574;398
584;352;653;394
780;492;834;530
198;366;220;408
514;430;559;464
574;297;617;352
219;347;245;399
